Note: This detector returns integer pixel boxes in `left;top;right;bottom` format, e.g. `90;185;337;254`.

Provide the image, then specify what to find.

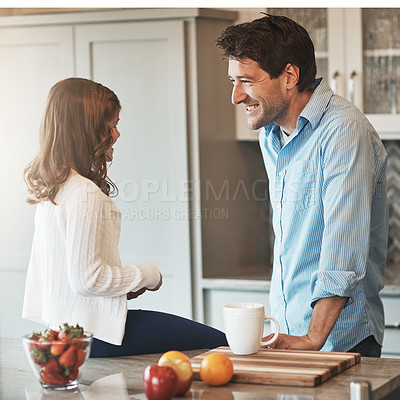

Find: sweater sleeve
60;182;161;297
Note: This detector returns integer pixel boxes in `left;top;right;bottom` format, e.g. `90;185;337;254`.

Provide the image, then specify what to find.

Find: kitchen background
0;7;399;357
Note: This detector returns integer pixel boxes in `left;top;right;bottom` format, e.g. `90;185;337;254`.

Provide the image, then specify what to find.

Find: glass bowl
22;332;93;390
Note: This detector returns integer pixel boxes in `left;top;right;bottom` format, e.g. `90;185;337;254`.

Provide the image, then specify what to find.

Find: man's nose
231;83;246;105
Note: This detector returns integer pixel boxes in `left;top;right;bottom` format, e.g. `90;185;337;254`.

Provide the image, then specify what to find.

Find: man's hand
262;333;320;351
262;296;348;351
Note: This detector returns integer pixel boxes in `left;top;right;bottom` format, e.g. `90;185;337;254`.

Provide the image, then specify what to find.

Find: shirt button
279;171;285;177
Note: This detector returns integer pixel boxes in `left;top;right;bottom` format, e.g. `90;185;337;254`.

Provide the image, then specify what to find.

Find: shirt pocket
284;160;316;211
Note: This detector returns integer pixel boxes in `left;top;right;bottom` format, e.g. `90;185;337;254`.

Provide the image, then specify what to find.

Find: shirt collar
300;77;333;129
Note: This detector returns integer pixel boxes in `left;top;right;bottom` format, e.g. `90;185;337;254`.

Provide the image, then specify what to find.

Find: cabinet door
75;21;192;318
359;8;400;136
381;295;400;358
268;8;329;83
330;8;400;136
0;25;74;337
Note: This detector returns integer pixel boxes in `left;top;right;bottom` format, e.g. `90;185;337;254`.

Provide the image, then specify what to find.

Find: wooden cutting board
190;346;361;387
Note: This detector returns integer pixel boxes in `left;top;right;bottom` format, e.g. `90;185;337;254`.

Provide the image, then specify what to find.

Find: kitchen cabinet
1;8;277;337
0;24;74;271
203;280;270;331
237;8;400;140
0;23;75;337
381;292;400;358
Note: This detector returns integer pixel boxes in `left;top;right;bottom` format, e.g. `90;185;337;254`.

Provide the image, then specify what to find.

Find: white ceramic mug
223;302;279;355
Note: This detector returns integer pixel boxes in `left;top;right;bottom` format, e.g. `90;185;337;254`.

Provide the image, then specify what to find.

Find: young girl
22;78;227;357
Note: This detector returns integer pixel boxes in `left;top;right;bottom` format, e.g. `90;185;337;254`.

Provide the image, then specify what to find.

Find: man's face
228;57;289;131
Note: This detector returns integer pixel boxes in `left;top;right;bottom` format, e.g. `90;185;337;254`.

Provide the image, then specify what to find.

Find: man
217;14;388;356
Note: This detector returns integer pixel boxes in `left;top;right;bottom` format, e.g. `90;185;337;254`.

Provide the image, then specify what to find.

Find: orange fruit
199;353;233;386
158;350;190;364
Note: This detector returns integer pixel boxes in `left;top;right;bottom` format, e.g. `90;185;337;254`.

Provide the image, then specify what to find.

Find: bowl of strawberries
22;323;93;390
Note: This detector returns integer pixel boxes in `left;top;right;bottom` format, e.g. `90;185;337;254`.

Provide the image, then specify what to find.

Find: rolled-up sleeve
310;118;375;307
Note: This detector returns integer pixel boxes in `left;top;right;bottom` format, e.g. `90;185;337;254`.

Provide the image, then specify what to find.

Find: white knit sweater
22;170;161;345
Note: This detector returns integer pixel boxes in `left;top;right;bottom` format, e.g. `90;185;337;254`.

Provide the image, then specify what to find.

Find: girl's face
105;111;120;162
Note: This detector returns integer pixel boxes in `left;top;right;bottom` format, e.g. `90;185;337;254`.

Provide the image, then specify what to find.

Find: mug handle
260;316;280;346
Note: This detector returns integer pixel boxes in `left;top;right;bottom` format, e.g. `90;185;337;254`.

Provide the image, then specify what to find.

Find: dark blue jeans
90;310;228;358
348;335;381;357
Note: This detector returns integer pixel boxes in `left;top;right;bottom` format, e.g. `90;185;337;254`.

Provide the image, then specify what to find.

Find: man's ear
284;63;300;90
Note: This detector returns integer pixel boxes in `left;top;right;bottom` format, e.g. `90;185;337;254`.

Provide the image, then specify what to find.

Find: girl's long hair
24;78;121;204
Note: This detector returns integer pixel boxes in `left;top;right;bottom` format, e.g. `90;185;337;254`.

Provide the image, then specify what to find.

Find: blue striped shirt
259;78;388;352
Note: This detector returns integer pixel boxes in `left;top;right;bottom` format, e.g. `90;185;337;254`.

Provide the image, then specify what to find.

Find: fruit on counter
143;364;178;400
57;323;84;341
40;356;69;385
158;350;193;396
50;342;67;356
199;353;234;386
30;346;49;366
25;323;90;386
40;369;69;385
58;346;77;367
75;348;87;368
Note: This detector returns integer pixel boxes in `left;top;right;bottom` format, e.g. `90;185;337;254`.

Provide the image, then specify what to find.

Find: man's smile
245;104;259;112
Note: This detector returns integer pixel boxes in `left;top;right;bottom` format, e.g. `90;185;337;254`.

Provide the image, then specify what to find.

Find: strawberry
30;347;49;366
75;348;86;368
33;329;58;351
27;334;41;351
68;366;79;381
57;323;84;342
43;356;62;375
40;370;69;385
50;342;67;356
40;355;71;386
46;329;59;340
59;346;77;367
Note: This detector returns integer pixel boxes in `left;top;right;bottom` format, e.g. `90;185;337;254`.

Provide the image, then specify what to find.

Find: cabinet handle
385;322;400;329
348;70;357;104
331;70;340;93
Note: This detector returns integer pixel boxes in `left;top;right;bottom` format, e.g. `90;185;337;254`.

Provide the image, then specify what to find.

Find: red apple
158;351;193;396
143;365;178;400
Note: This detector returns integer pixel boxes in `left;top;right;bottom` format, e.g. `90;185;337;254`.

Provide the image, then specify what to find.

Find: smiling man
217;14;388;357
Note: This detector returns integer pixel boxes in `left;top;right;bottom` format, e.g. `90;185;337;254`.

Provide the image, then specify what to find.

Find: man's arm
265;296;348;350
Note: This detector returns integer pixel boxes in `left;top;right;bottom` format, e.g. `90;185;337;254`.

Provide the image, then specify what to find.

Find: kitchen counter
1;338;400;400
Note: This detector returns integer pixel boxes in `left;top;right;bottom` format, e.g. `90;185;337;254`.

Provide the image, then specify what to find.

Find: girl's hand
127;288;147;300
127;273;162;299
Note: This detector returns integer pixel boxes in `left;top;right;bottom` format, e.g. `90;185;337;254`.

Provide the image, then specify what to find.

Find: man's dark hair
216;14;316;93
